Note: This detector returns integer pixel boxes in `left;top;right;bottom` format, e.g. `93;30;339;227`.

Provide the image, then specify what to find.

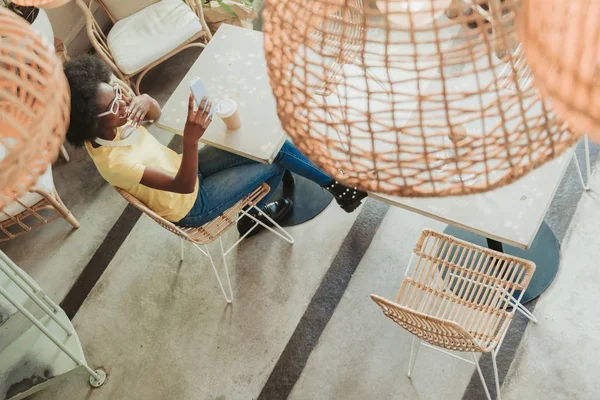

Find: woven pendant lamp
263;0;580;196
9;0;71;8
0;8;70;208
519;0;600;141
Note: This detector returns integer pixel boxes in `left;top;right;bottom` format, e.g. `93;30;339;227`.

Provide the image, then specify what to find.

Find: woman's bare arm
126;94;162;126
139;95;211;194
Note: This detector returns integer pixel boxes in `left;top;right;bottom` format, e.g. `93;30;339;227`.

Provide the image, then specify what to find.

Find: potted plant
0;0;37;22
1;0;54;44
202;0;257;33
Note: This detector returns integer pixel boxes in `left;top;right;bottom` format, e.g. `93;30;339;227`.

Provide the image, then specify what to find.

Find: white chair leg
492;350;502;400
407;335;421;378
219;236;234;302
585;133;591;190
575;133;591;191
514;302;538;323
59;144;70;162
508;293;538;323
243;205;294;244
194;243;232;303
180;238;185;261
472;353;493;400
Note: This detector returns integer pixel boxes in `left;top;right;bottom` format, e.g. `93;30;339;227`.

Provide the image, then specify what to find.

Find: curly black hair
63;55;112;146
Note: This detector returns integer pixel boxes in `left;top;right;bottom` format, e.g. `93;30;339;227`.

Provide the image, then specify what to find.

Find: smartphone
190;78;214;116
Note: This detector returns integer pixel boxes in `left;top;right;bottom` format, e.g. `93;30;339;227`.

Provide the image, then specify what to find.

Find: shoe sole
242;202;293;238
341;197;367;213
342;201;362;213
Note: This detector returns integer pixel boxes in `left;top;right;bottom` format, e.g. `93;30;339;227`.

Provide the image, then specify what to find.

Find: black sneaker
237;199;293;237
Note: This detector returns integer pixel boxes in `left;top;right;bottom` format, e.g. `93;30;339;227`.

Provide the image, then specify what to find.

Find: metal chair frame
116;183;294;303
372;229;537;400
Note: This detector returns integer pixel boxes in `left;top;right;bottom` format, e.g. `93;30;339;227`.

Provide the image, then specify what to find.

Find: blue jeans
176;140;331;227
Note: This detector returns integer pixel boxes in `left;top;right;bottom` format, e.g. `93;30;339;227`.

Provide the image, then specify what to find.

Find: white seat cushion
0;166;54;222
107;0;202;75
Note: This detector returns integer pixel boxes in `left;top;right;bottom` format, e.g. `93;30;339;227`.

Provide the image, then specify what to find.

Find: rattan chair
371;229;537;400
116;183;294;303
75;0;212;94
445;0;515;59
0;167;79;242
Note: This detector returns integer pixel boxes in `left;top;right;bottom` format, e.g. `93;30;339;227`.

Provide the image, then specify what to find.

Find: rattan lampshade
263;0;580;196
9;0;71;8
0;8;70;209
519;0;600;141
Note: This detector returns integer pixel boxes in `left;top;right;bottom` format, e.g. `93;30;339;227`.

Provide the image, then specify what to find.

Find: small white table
155;24;287;164
155;24;333;225
369;149;573;251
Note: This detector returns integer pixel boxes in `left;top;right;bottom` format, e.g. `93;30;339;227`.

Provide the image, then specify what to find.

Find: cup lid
216;99;237;118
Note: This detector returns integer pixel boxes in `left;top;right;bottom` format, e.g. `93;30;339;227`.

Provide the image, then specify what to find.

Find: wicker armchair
75;0;212;94
371;229;536;400
0;167;79;242
116;183;293;303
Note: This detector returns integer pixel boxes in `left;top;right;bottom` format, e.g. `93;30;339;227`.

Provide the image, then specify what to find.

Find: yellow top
85;124;198;222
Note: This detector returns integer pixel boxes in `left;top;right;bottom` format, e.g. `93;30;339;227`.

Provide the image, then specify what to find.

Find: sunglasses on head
97;84;123;118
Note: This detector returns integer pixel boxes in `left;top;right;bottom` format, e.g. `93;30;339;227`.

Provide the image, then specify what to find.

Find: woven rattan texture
519;0;600;140
115;184;270;245
0;9;70;208
0;187;79;242
371;229;535;352
10;0;71;6
263;0;580;197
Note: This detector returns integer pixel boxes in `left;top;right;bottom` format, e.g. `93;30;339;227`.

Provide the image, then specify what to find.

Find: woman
64;55;367;234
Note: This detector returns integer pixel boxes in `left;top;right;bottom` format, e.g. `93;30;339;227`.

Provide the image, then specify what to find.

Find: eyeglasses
97;84;123;117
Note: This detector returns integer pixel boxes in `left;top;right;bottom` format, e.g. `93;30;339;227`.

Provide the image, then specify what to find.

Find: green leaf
241;0;253;7
215;0;237;17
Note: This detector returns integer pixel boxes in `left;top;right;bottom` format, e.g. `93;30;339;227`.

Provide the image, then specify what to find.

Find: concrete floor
31;203;359;400
18;143;598;400
3;24;600;400
502;174;600;399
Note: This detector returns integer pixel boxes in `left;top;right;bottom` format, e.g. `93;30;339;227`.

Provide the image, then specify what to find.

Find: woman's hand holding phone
184;94;212;145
